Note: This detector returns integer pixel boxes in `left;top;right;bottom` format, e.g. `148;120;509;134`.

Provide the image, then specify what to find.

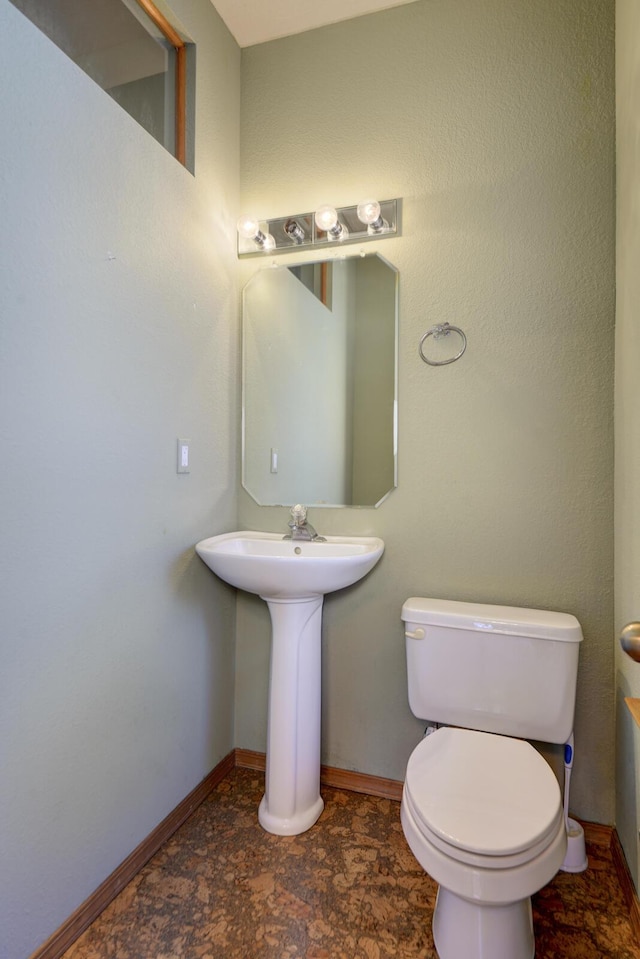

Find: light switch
177;438;190;474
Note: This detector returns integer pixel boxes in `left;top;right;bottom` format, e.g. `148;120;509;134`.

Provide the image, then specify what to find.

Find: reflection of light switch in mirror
270;448;278;473
177;438;190;474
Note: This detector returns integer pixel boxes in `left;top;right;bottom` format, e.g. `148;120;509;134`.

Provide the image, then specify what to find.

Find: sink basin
196;528;384;836
195;530;384;600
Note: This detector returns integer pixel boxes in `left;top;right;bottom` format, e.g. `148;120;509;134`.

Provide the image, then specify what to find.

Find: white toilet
400;597;583;959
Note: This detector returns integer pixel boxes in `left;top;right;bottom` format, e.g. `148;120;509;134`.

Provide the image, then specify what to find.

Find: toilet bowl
401;727;566;959
399;597;583;959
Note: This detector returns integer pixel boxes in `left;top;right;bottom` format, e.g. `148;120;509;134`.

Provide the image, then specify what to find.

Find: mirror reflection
242;253;398;508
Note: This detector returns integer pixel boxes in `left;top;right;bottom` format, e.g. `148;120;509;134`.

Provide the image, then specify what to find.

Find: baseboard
320;764;404;801
234;747;267;771
579;822;640;948
234;748;404;802
28;750;235;959
611;827;640;945
583;820;614;848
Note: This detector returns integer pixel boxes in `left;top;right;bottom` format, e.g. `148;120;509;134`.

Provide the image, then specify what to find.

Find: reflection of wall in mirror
244;263;355;505
352;257;396;505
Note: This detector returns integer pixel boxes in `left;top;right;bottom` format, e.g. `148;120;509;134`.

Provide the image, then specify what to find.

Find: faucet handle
290;504;307;526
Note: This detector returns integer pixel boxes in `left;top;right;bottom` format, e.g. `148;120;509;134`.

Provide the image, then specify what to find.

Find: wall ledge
625;697;640;728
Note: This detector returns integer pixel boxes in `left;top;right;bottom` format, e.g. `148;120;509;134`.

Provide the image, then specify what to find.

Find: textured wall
615;0;640;890
237;0;615;824
0;1;240;955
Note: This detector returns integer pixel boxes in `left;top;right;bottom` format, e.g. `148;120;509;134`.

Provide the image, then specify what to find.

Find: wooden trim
234;748;404;802
611;827;640;946
28;751;235;959
582;821;614;848
134;0;184;48
571;822;640;947
320;764;404;802
133;0;187;167
235;747;267;771
625;697;640;729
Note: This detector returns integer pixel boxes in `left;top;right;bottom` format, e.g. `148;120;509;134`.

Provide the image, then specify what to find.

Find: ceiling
211;0;421;48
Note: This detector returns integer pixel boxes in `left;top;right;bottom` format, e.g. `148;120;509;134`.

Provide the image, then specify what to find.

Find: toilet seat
404;727;563;868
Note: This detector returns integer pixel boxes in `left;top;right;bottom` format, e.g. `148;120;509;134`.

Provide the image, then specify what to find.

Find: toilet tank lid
402;597;583;643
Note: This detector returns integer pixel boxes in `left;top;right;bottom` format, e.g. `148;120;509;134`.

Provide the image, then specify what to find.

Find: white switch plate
177;438;190;473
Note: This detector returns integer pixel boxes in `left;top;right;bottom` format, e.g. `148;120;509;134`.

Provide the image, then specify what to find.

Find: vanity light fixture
236;198;401;257
237;214;276;251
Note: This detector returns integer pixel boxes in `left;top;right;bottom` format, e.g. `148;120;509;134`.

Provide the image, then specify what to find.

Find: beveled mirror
242;253;398;508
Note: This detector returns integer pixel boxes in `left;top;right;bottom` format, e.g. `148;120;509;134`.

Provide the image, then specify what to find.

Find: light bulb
237;214;261;239
284;218;306;244
261;233;276;252
315;204;347;240
357;198;387;232
357;199;381;225
315;205;339;232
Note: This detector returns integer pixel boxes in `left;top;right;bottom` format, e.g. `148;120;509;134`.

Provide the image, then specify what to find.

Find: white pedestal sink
195;530;384;835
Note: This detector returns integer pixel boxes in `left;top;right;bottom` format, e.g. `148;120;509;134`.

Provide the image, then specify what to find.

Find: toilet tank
402;597;583;744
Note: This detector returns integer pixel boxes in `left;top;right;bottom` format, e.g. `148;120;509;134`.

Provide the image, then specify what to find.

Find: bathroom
1;0;635;955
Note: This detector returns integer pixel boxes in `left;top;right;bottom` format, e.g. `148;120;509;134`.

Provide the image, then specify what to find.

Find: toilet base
432;886;534;959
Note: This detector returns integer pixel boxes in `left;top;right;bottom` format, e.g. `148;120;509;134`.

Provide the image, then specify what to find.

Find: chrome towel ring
419;322;467;366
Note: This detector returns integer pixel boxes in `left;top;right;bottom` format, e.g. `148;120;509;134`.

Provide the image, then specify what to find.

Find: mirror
242;253;398;508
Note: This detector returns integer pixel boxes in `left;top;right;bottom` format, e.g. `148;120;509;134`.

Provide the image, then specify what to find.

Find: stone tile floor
62;768;640;959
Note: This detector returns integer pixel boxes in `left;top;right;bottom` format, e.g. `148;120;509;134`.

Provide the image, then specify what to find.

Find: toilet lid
404;727;562;857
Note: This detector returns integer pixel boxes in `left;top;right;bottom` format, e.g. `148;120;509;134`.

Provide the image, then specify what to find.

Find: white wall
0;1;240;955
615;0;640;891
237;0;615;824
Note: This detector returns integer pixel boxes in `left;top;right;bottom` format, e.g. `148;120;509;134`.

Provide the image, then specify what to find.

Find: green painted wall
615;0;640;892
0;1;240;955
237;0;615;825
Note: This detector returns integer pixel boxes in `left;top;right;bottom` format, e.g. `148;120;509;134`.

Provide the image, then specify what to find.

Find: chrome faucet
283;504;326;542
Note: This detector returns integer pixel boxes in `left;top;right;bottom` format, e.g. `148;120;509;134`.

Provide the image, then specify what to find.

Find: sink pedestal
195;530;384;836
258;595;325;835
